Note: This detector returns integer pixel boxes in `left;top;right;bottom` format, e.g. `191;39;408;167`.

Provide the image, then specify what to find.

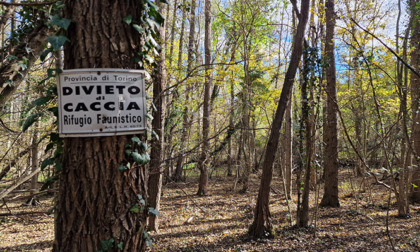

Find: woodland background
0;0;420;251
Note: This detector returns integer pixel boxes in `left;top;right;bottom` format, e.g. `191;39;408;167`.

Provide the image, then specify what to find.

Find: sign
58;69;146;137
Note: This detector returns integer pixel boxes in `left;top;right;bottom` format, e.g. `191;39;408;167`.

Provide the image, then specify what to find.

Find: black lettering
104;102;115;111
63;87;72;95
75;103;89;112
115;85;125;94
126;102;140;110
64;103;73;112
128;86;140;95
90;102;101;111
82;85;95;94
105;85;114;94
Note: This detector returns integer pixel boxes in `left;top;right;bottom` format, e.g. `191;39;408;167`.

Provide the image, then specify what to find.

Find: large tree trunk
320;0;340;208
54;1;148;251
248;0;310;238
197;0;212;196
148;0;167;231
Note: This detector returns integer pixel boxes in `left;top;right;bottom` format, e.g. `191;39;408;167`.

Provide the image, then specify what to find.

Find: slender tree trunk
168;0;178;66
240;0;252;193
54;1;148;251
248;0;310;238
320;0;340;208
281;100;293;198
410;0;420;202
177;0;186;69
197;0;212;196
173;0;196;182
148;0;167;231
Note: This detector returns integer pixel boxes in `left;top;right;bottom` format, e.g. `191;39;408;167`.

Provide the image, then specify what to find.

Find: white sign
58;69;147;137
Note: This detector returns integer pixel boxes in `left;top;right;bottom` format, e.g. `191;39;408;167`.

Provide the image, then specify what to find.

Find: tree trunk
173;0;196;182
54;1;148;251
281;100;292;198
148;0;167;231
248;0;310;238
320;0;340;208
168;0;178;66
410;0;420;203
197;0;212;196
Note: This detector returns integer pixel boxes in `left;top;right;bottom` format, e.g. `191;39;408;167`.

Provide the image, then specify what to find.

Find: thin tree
148;0;167;231
173;0;197;182
320;0;340;208
197;0;212;196
248;0;310;238
409;0;420;202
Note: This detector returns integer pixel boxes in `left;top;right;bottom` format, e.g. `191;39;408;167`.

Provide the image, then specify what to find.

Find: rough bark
248;0;310;238
320;0;340;208
54;1;148;251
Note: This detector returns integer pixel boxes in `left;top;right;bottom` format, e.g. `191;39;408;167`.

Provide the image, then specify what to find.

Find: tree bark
410;0;420;203
148;0;167;231
197;0;212;196
54;1;148;251
320;0;340;208
248;0;310;238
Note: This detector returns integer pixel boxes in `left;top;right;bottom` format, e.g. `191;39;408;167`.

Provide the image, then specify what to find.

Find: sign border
58;68;147;138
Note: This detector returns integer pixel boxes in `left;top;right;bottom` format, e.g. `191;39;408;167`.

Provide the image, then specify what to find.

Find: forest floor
0;169;420;251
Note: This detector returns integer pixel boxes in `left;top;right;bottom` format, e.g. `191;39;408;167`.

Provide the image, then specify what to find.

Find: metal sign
58;69;146;137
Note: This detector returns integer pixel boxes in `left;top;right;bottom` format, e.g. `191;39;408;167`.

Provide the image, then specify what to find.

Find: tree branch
350;18;420;79
0;1;56;6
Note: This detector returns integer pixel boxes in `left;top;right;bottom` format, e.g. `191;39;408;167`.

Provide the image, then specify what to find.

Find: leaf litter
0;171;419;251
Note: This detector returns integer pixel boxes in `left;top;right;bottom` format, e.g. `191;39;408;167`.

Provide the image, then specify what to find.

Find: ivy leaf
146;114;154;120
141;142;148;151
130;204;140;213
17;62;27;71
125;149;132;156
146;17;160;30
148;207;160;217
5;80;13;87
152;130;159;141
131;136;141;144
123;15;132;24
100;238;114;250
6;55;18;61
133;24;145;34
41;157;55;171
119;165;128;171
131;151;145;164
47;68;63;78
48;15;71;30
32;96;52;107
40;47;53;61
22;113;43;132
117;242;124;250
40;176;58;191
144;0;159;11
47;35;69;51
